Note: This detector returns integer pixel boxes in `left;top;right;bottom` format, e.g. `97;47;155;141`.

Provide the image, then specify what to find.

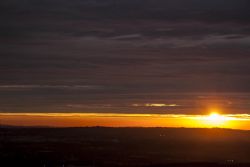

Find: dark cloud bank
0;0;250;113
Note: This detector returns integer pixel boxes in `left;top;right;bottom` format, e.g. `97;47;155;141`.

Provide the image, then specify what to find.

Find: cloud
132;104;180;107
0;85;101;90
0;0;250;114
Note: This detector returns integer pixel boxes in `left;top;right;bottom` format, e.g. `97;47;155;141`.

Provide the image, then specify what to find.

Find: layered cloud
0;0;250;113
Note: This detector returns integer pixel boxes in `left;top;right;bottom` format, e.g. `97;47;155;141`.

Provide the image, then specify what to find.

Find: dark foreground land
0;127;250;167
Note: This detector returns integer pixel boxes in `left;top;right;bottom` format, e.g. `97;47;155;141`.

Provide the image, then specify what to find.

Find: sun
204;112;227;127
208;112;224;122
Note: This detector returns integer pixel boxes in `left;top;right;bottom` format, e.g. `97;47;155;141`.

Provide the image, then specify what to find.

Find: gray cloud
0;0;250;114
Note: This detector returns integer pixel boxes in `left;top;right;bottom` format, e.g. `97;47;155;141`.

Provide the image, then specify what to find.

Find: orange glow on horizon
0;113;250;130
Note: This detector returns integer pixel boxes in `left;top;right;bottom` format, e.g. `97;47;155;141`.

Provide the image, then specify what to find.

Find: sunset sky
0;0;250;129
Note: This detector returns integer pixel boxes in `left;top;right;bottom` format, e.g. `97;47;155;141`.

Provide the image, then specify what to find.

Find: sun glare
208;112;225;122
203;112;228;127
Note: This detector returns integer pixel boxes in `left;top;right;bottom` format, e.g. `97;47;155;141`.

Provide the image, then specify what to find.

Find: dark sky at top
0;0;250;114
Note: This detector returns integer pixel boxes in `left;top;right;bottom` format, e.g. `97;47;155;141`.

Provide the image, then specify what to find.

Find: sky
0;0;250;128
